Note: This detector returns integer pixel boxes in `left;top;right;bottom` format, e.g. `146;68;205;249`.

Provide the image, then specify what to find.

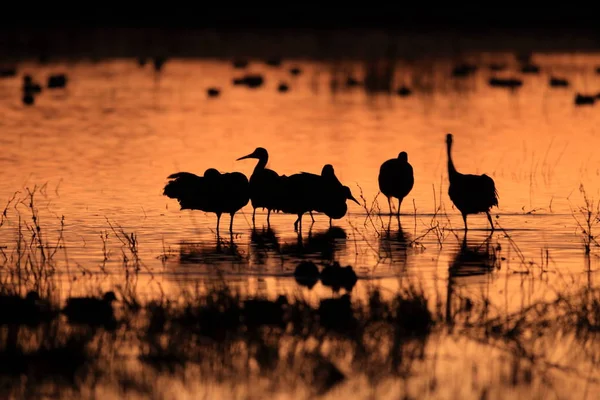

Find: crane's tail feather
163;172;204;209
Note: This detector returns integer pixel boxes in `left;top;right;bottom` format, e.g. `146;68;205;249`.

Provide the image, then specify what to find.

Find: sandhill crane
445;133;498;231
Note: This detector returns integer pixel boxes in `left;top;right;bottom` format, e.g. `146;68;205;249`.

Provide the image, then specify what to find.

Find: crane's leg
329;217;332;227
229;213;234;233
294;216;300;232
296;214;303;234
388;197;392;216
310;211;315;222
462;213;468;231
252;208;256;227
486;211;494;232
267;209;271;226
216;214;221;238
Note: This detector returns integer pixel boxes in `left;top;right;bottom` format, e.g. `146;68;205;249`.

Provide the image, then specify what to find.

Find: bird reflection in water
445;232;500;326
250;226;281;265
379;217;411;266
178;237;245;266
293;260;358;292
280;226;347;261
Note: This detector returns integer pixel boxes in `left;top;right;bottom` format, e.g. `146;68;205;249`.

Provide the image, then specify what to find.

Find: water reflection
178;237;246;266
448;233;499;278
446;233;499;325
250;226;281;265
379;218;411;266
2;46;600;398
280;226;347;262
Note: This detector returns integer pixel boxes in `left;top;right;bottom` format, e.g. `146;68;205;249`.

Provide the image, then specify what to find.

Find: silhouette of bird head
344;186;360;205
204;168;221;179
321;164;335;177
236;147;268;161
397;152;408;162
446;133;453;145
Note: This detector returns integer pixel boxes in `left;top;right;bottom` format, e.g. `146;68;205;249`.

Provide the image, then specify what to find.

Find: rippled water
1;48;600;399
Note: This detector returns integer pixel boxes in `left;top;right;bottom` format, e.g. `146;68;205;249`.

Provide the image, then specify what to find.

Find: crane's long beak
236;151;256;161
349;194;360;205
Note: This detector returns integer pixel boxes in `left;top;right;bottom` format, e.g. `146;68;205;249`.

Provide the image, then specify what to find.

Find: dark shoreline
1;9;599;62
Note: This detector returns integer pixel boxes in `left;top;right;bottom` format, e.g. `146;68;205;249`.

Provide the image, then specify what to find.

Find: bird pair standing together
236;147;359;233
378;133;498;231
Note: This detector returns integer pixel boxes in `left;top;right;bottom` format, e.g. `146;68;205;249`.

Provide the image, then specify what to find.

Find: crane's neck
446;141;458;177
253;154;268;174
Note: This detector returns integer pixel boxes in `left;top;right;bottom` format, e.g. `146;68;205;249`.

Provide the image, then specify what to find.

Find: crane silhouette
276;172;321;232
163;168;249;236
306;164;355;224
314;164;359;226
445;133;498;231
378;151;414;217
236;147;282;227
320;185;359;226
277;166;359;233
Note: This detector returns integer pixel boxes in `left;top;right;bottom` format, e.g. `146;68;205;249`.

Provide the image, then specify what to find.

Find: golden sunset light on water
1;15;600;399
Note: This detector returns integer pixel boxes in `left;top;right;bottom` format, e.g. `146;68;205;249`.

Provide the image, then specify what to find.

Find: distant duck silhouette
62;291;117;329
22;75;41;105
277;82;289;93
575;93;595;106
232;74;264;88
207;87;220;97
236;147;282;227
396;86;412;96
163;168;250;235
445;133;498;231
47;74;67;89
378;151;414;217
488;77;522;89
549;77;569;87
22;75;41;93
